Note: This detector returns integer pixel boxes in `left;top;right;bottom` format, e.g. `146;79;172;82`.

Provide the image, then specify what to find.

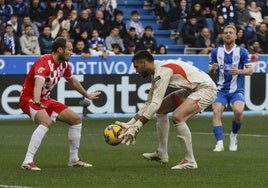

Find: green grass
0;115;267;188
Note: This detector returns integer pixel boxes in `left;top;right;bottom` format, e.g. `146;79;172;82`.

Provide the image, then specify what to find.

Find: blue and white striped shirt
209;45;251;93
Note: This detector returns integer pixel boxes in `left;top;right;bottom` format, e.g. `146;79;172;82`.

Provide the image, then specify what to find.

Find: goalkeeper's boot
213;141;224;152
21;162;41;171
142;150;168;164
229;132;238;151
171;159;198;170
68;159;93;167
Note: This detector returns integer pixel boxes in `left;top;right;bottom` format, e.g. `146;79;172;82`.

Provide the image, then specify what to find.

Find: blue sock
213;125;223;141
232;121;241;134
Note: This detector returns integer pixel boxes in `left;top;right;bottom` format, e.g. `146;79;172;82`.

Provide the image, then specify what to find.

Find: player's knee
171;113;183;124
72;115;82;125
233;109;243;117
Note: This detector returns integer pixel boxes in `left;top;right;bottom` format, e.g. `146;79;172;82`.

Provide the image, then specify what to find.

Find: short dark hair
131;10;139;15
52;37;67;52
132;50;154;62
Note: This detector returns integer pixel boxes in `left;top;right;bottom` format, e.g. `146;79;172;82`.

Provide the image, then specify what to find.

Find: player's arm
209;49;218;75
65;76;101;100
33;77;45;103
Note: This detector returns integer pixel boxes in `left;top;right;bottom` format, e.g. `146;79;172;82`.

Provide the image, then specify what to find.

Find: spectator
181;15;198;46
44;0;61;26
105;26;125;52
160;0;190;35
189;3;207;31
203;0;218;35
248;1;263;25
11;0;29;25
137;25;157;54
98;0;113;24
248;40;263;54
111;10;127;38
236;28;246;48
256;23;268;53
261;0;268;18
88;29;105;49
235;0;250;30
21;15;40;37
62;9;78;39
38;26;53;54
29;0;45;33
126;10;144;38
111;43;123;55
153;0;168;23
73;39;91;58
123;27;139;50
72;9;92;41
91;10;110;38
20;24;40;55
156;44;167;54
194;27;215;54
57;28;71;41
244;17;257;47
0;0;13;24
6;14;21;37
216;0;235;25
49;9;65;39
90;41;114;59
263;15;268;28
0;23;21;54
123;41;137;54
61;0;75;20
214;14;226;46
0;15;5;36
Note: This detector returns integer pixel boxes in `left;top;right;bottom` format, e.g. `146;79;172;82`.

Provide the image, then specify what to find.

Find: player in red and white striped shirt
20;37;101;170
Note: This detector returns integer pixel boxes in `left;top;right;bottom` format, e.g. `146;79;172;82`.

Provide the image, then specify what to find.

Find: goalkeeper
116;50;217;170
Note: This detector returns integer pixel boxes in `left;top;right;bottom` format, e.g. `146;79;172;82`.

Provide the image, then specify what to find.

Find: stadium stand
117;0;186;54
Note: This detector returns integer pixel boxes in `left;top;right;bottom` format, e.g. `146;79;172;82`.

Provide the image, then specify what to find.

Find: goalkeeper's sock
68;123;82;162
175;122;196;163
156;114;169;155
24;124;48;163
232;121;241;134
213;125;223;141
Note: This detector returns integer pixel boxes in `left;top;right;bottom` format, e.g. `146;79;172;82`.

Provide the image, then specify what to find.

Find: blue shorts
213;91;245;107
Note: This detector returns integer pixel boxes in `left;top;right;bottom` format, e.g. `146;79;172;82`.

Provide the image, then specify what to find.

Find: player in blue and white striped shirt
209;24;253;152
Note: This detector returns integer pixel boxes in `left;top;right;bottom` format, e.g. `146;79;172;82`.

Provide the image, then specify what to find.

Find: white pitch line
0;185;37;188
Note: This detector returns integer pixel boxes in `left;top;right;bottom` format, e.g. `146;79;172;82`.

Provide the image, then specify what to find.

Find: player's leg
171;97;199;169
171;86;216;169
212;92;227;152
21;102;52;171
143;89;189;163
229;97;245;151
56;107;92;167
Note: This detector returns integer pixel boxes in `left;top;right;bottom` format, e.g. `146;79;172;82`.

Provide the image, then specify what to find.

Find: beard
140;71;150;78
58;53;69;62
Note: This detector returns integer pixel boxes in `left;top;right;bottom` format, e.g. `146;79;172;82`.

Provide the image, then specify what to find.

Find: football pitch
0;115;267;188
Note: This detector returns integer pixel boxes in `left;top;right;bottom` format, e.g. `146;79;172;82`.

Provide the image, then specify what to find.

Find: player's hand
115;118;136;129
30;100;47;109
87;91;101;100
115;121;131;129
118;125;139;145
118;120;143;146
210;63;219;74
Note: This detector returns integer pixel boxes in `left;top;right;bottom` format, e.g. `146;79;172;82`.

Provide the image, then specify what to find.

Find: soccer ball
103;124;125;146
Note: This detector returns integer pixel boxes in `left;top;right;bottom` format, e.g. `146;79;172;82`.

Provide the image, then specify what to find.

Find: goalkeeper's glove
114;118;136;129
118;120;143;146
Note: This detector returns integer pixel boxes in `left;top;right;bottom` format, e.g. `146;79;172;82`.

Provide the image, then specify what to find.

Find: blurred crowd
152;0;268;54
0;0;267;57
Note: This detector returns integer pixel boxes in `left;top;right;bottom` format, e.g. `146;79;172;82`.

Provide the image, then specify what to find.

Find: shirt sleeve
142;67;173;119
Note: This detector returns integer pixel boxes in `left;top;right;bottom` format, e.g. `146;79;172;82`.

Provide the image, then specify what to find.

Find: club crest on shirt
154;75;161;82
37;67;45;73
